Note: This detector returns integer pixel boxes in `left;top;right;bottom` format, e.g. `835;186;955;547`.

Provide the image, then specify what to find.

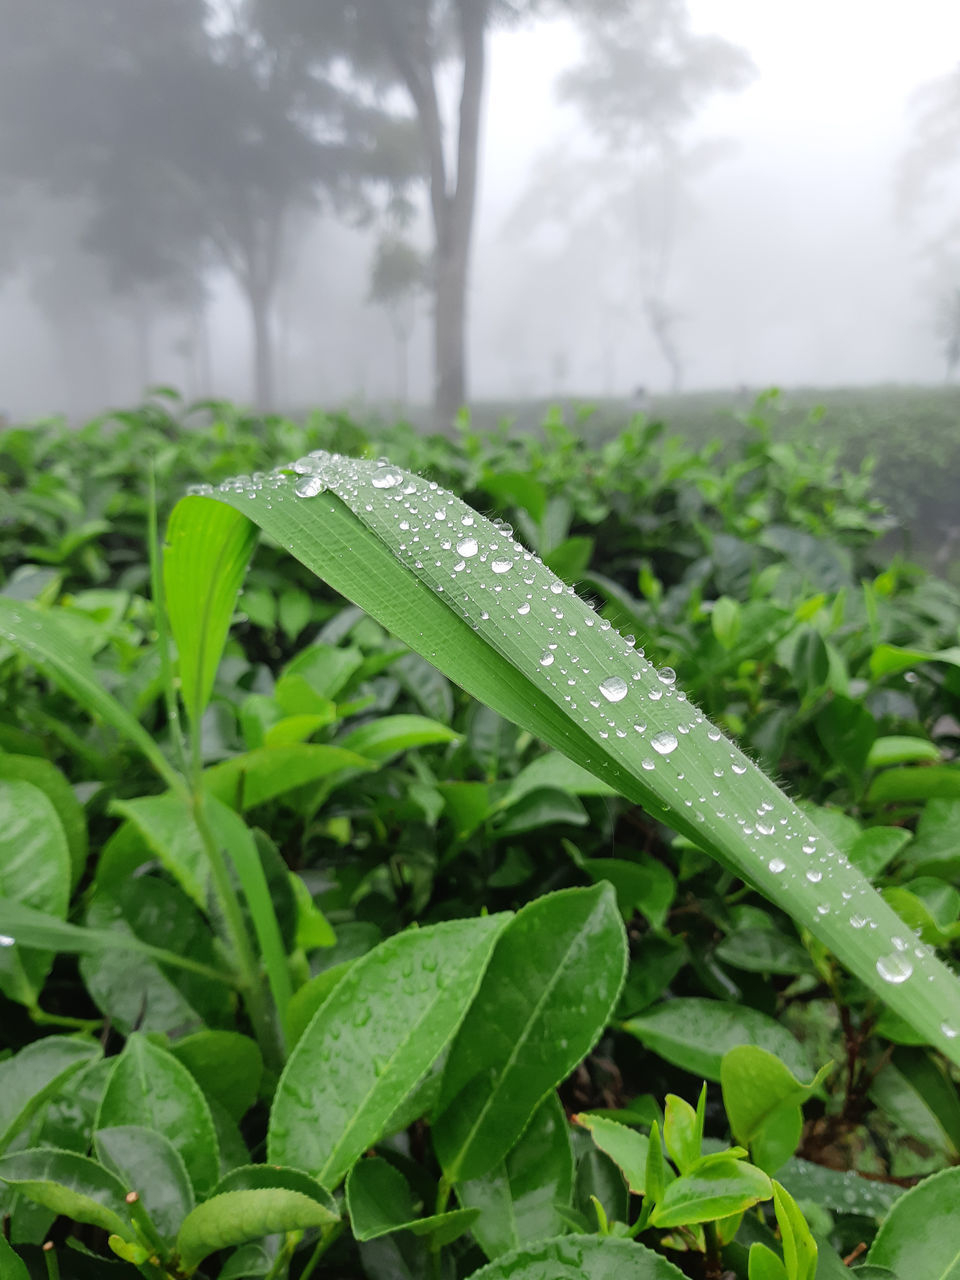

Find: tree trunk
133;295;153;394
431;1;487;427
248;285;274;412
433;234;469;422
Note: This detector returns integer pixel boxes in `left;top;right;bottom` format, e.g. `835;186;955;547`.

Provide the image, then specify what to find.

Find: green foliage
2;394;960;1276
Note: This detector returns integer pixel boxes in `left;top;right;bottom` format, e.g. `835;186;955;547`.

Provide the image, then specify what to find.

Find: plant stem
703;1221;722;1279
430;1178;453;1280
29;1008;103;1033
190;789;275;1060
148;463;189;778
298;1221;345;1280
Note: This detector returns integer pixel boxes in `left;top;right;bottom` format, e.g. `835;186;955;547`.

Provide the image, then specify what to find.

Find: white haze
2;0;960;416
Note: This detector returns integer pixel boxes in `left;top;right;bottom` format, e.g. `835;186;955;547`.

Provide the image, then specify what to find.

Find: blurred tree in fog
0;0;416;409
901;65;960;380
369;237;428;403
259;0;501;425
511;0;752;392
261;0;748;420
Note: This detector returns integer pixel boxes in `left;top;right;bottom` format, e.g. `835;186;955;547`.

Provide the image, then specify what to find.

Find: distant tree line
0;0;754;418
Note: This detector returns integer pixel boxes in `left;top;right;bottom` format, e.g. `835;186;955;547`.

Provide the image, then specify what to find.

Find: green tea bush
1;393;960;1279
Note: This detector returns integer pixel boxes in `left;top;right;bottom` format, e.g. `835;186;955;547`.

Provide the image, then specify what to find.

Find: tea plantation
1;392;959;1279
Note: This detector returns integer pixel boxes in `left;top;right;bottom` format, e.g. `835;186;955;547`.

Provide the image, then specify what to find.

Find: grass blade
163;496;258;731
191;455;960;1065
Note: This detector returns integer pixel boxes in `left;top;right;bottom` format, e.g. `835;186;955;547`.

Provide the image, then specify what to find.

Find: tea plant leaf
204;743;373;810
867;1166;960;1278
624;999;811;1082
467;1233;687;1279
771;1182;818;1280
0;897;236;986
0;1148;133;1239
649;1158;772;1228
337;714;459;762
212;1164;337;1213
496;751;618;809
0;1037;101;1153
433;884;627;1183
0;778;71;1006
722;1047;832;1174
94;1126;195;1244
346;1157;479;1243
97;1033;220;1198
111;793;208;908
268;913;509;1188
573;1113;650;1193
176;1189;338;1272
749;1243;788;1280
163;495;258;726
0;754;87;888
869;1048;960;1157
0;1236;29;1280
0;598;180;790
171;1032;263;1123
775;1157;902;1219
196;457;960;1063
457;1092;574;1261
80;877;237;1033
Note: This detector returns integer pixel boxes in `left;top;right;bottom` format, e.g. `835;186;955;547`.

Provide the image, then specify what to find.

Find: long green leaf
0;898;237;987
163;496;258;726
202;795;293;1046
192;459;960;1063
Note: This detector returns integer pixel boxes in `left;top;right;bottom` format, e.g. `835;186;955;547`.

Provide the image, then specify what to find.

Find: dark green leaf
171;1032;263;1123
0;1148;132;1239
433;884;627;1183
346;1157;478;1243
94;1126;194;1243
623;999;810;1082
0;1037;101;1153
97;1033;219;1198
468;1234;687;1279
867;1166;960;1278
0;778;71;1006
457;1092;574;1261
0;755;87;888
775;1158;902;1219
269;914;509;1188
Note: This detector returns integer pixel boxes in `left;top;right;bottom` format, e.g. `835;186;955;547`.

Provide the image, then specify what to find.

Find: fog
1;0;959;420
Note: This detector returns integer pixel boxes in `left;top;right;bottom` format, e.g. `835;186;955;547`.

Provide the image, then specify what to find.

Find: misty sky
469;0;960;395
3;0;960;414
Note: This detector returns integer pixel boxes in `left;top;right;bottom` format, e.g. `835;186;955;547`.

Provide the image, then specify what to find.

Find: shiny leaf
268;914;509;1188
433;884;627;1183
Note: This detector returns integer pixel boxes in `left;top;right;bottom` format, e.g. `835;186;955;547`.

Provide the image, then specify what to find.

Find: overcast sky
4;1;960;413
470;0;960;393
